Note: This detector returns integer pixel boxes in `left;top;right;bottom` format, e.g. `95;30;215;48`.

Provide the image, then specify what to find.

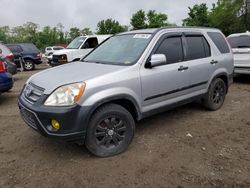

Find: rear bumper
0;73;13;92
234;66;250;75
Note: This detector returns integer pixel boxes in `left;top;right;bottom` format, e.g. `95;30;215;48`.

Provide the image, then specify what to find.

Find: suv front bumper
18;93;91;142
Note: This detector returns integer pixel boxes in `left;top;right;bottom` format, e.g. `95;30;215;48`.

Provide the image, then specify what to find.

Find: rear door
140;32;191;108
182;32;214;92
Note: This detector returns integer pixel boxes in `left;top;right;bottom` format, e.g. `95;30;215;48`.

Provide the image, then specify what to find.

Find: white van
50;35;111;66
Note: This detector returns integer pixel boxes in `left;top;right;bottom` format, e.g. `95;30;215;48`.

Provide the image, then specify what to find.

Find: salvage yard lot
0;64;250;188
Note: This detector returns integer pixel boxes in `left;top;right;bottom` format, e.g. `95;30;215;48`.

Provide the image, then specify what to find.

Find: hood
53;49;77;55
28;62;126;94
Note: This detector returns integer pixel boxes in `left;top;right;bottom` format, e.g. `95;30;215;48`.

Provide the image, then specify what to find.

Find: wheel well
23;58;34;62
216;74;228;91
94;99;140;121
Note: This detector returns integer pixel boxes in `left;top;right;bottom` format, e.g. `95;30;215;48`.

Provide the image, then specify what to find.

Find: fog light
51;120;60;130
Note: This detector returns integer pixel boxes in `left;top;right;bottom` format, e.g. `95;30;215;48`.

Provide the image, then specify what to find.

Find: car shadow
234;74;250;84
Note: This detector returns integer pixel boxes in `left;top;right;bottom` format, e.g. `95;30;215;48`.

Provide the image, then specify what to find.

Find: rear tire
23;59;35;71
85;104;135;157
203;78;227;111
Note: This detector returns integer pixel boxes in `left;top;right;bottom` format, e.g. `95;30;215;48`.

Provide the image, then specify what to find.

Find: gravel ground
0;63;250;188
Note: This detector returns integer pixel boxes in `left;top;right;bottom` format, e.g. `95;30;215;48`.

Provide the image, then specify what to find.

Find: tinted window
20;43;39;53
207;32;230;54
46;47;52;51
186;36;211;60
155;37;183;64
6;45;23;53
227;35;250;48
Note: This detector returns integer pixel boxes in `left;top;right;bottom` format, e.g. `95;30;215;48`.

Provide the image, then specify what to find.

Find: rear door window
154;37;184;64
6;45;23;53
185;36;211;60
207;32;230;54
227;35;250;48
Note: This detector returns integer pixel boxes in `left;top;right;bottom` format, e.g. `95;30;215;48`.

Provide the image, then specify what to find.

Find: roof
119;26;220;35
228;31;250;37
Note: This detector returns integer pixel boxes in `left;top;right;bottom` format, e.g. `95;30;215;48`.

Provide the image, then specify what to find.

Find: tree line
0;0;248;50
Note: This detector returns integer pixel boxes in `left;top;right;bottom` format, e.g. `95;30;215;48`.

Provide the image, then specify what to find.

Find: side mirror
146;54;167;68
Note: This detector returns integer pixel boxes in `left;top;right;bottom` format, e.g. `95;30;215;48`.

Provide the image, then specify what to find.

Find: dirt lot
0;64;250;188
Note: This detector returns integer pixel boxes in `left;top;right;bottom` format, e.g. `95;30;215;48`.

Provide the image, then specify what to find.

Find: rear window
20;43;39;53
7;45;23;53
207;32;230;54
227;35;250;48
46;47;52;51
186;36;211;60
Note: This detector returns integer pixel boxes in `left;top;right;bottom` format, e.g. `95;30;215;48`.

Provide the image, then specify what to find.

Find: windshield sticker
133;34;151;39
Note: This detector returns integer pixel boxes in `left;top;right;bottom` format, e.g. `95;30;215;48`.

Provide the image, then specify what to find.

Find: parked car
50;35;111;66
6;43;42;71
0;56;13;94
0;49;17;75
4;58;17;75
18;27;233;157
0;43;14;62
45;46;65;56
227;31;250;75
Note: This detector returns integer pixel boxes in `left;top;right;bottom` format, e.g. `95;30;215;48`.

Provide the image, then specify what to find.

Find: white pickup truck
50;35;111;66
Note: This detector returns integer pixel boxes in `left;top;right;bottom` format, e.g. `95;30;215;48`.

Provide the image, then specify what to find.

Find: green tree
130;10;175;30
81;28;93;35
0;26;10;43
69;27;81;41
147;10;170;28
131;10;147;30
183;3;210;27
209;0;246;35
96;19;126;34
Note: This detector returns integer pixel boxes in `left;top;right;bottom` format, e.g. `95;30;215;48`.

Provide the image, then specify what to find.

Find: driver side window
155;37;184;64
81;38;98;49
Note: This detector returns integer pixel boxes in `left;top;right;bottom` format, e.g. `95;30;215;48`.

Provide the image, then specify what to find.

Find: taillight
6;53;14;61
0;60;6;73
37;53;42;58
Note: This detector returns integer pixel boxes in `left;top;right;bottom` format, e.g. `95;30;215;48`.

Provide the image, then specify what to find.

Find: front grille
23;83;44;104
20;107;39;130
52;55;59;63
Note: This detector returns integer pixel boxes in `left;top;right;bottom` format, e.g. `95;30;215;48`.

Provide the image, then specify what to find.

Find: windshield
228;35;250;48
67;36;86;49
83;34;152;65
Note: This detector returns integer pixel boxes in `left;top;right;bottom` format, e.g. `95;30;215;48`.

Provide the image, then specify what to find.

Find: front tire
203;78;227;111
85;104;135;157
23;59;35;71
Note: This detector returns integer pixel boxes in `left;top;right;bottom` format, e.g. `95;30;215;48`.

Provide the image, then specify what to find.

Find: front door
140;33;190;111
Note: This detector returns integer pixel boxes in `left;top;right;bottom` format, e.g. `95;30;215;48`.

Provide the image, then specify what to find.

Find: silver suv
18;27;233;157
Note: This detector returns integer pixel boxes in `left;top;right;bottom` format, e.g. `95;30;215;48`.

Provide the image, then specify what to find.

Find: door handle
178;65;189;71
210;60;218;65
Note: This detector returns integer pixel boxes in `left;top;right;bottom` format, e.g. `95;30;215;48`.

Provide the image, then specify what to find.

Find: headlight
44;82;86;106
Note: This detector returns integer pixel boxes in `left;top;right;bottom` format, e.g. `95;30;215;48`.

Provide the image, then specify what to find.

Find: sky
0;0;217;31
